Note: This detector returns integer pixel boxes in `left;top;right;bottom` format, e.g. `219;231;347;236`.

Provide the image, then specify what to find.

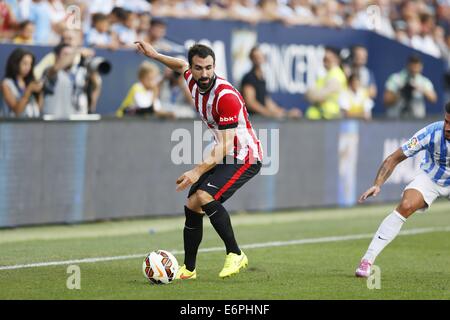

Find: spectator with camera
384;55;437;119
41;42;109;118
34;28;85;80
1;47;43;117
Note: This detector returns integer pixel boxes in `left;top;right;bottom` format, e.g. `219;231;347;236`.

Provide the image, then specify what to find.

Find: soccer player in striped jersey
134;40;263;279
356;102;450;278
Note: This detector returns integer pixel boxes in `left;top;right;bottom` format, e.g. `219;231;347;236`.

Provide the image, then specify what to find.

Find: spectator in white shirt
184;0;210;19
112;10;138;48
351;0;394;38
47;0;66;44
339;73;374;120
85;13;119;50
410;13;442;58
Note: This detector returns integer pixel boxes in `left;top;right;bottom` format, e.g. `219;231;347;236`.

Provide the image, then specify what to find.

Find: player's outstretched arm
134;41;189;74
358;148;407;203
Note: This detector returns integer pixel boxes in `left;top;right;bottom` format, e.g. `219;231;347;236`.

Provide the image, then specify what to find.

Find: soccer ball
142;250;179;284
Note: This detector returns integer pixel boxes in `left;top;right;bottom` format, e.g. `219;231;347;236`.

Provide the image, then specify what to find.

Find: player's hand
358;185;381;203
176;169;201;192
134;41;159;59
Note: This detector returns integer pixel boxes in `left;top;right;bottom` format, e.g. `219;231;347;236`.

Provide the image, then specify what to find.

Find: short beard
197;75;215;91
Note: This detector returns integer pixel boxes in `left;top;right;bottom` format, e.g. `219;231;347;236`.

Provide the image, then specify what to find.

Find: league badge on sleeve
406;137;419;150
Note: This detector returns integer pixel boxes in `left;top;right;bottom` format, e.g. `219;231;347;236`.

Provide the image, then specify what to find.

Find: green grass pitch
0;202;449;300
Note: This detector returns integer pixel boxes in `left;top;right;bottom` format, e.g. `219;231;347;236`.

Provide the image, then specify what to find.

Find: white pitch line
1;226;450;271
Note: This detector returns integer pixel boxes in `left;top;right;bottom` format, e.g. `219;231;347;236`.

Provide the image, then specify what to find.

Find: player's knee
186;195;203;214
195;190;215;206
397;199;416;217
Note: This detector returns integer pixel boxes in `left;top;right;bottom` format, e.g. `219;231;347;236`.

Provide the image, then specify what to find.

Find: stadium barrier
0;117;436;227
0;19;446;116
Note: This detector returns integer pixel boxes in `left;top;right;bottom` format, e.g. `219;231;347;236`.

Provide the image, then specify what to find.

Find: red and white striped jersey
184;69;263;163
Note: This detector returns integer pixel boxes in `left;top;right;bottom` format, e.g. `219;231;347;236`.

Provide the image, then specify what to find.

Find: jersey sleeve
401;125;432;157
217;93;241;130
183;69;191;82
183;69;195;93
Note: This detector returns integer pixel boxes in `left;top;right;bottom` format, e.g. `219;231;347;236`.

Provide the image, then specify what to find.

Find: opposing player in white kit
356;102;450;277
134;41;263;280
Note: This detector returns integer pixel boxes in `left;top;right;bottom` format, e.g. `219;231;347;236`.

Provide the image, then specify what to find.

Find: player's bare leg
356;189;427;277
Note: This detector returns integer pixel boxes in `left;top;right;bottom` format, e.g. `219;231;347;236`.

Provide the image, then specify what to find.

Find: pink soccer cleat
355;259;372;278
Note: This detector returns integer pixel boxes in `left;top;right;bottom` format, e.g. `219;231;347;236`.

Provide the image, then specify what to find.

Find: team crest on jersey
406;137;419;150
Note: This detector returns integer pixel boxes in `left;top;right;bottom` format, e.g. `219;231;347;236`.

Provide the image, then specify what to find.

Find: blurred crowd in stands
0;0;449;120
1;0;449;58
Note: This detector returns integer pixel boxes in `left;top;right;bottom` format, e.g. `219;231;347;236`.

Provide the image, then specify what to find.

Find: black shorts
188;158;262;203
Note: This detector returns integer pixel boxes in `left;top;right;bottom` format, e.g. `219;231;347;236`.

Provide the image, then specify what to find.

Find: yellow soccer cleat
175;265;197;280
219;251;248;278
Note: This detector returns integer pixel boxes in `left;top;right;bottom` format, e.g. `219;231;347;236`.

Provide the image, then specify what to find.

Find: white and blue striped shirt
402;121;450;187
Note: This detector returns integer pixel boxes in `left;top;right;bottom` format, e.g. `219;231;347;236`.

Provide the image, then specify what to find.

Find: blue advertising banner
0;118;441;227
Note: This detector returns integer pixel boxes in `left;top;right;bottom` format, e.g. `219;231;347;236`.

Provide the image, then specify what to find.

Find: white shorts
403;171;450;211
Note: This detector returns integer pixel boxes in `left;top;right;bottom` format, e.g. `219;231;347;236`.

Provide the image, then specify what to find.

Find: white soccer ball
142;250;179;284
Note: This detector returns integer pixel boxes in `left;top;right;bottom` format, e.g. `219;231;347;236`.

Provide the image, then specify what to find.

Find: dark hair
351;44;367;54
325;46;340;58
18;20;33;31
348;73;360;83
188;44;215;65
249;45;260;60
92;13;108;26
122;10;133;22
150;18;166;27
408;54;422;65
419;13;433;24
4;48;36;86
111;6;127;20
445;101;450;114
